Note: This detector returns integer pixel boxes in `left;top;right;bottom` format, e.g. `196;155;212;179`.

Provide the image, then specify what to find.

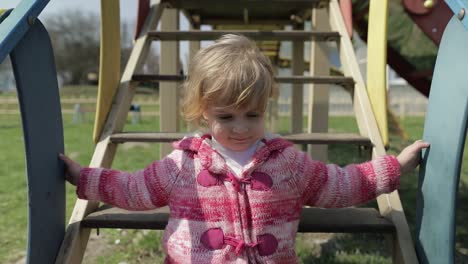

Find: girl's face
203;103;266;151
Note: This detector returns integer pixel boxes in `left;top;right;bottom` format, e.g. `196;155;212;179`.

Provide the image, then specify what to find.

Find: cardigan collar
173;134;293;175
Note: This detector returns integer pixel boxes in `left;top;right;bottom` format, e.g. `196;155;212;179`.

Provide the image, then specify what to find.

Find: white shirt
211;137;260;178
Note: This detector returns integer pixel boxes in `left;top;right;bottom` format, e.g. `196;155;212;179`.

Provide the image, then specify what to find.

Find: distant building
0;60;64;92
0;68;16;92
0;59;14;92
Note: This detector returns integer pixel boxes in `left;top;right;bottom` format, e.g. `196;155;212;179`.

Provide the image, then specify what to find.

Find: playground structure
0;0;466;263
352;0;453;98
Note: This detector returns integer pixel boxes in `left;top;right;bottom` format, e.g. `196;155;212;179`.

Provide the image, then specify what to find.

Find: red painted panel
403;0;436;15
340;0;353;38
135;0;150;40
403;0;452;45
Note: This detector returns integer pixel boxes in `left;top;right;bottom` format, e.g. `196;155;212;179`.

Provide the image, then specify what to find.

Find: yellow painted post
93;0;121;143
367;0;389;146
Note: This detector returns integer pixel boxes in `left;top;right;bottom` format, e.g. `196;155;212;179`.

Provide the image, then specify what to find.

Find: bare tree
44;10;160;86
44;10;100;85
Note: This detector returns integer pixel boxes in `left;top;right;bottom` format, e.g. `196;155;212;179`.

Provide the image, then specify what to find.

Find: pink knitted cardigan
77;134;400;264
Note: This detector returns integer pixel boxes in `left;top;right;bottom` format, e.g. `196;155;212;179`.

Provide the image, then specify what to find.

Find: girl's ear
202;111;209;121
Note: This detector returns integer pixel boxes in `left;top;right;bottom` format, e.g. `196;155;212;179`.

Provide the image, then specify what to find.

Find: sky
5;0;197;70
6;0;139;22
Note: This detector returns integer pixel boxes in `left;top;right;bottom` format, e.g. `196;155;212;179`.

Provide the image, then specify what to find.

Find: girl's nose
232;122;248;133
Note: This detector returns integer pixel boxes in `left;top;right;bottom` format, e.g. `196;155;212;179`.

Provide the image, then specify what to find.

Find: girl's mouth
231;137;249;142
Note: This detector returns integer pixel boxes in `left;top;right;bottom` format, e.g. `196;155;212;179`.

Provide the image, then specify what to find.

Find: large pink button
197;169;221;187
200;228;224;250
250;172;273;191
257;234;278;256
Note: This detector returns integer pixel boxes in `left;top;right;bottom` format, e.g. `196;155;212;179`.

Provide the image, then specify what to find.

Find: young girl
61;34;429;263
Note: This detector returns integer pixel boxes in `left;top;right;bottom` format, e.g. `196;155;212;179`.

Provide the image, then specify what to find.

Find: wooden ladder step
81;206;395;233
147;30;340;41
132;74;355;89
171;1;328;25
167;0;326;10
283;133;372;146
110;132;372;147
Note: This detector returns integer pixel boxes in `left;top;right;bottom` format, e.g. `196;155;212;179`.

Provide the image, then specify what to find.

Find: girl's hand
59;153;82;186
397;140;430;174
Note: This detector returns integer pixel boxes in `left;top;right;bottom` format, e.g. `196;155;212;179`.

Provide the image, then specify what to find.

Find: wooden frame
55;3;168;263
329;0;418;263
147;30;340;41
291;24;305;133
131;74;354;88
54;1;419;263
307;7;330;162
159;8;180;156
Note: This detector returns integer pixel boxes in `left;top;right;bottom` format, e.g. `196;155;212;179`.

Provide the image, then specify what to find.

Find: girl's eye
217;115;232;120
247;113;261;118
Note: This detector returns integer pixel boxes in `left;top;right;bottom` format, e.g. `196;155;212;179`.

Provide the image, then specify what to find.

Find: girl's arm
299;140;429;208
60;151;183;210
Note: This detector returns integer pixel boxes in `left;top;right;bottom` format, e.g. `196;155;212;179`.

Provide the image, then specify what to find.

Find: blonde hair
182;34;275;127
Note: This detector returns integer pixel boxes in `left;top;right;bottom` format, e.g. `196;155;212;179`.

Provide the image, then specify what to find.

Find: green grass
1;112;467;263
0;113;160;263
0;87;159;113
0;115;28;262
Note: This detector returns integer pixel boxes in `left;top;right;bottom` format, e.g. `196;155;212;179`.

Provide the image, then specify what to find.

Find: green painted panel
10;19;64;264
416;16;468;264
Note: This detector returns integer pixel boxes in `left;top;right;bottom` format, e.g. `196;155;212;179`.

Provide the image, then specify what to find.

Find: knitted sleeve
76;149;183;210
298;152;401;208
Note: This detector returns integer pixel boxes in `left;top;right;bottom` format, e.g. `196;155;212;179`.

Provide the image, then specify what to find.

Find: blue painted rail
445;0;468;30
0;0;49;63
1;1;65;263
415;13;468;264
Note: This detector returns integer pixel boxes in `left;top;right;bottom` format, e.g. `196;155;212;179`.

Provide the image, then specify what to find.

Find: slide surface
416;16;468;264
10;19;65;264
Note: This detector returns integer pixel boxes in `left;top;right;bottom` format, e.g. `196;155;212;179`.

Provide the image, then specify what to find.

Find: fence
0;95;428;118
275;96;427;117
